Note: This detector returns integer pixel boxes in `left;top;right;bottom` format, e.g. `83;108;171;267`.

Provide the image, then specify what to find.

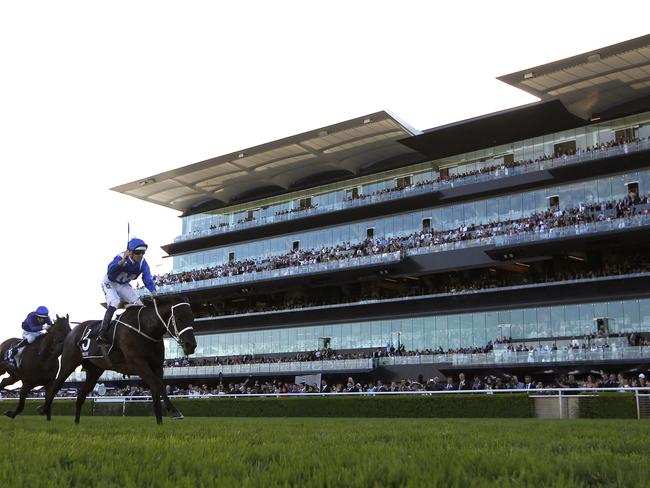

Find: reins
114;298;193;344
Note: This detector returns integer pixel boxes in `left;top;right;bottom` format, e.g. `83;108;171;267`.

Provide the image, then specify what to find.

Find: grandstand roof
399;99;586;161
111;111;420;214
498;34;650;120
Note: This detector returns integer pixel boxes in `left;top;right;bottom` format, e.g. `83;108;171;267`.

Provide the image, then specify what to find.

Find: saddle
79;319;118;359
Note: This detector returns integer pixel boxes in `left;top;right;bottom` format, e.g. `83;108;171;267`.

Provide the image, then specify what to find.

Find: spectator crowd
147;192;650;291
4;369;646;399
181;135;644;237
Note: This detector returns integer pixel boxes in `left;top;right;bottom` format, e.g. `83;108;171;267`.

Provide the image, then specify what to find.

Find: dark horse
0;315;71;418
42;295;196;424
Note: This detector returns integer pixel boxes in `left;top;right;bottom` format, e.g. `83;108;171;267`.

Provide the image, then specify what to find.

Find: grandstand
93;34;650;391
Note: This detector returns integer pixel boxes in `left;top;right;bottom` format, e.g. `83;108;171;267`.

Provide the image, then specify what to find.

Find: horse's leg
154;365;183;419
5;383;31;418
36;379;54;415
43;347;81;421
74;365;103;425
132;362;167;424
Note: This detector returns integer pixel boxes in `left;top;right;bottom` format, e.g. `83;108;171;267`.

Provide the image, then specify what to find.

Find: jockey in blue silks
96;237;157;344
7;306;53;361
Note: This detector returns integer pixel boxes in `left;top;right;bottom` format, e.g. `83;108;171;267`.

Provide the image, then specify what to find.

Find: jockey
96;237;157;344
7;306;53;361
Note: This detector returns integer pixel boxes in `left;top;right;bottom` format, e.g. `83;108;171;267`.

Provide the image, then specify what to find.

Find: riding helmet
127;238;148;252
35;305;49;318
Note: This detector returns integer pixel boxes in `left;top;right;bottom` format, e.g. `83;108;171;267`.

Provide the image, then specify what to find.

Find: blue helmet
35;306;49;318
127;238;148;252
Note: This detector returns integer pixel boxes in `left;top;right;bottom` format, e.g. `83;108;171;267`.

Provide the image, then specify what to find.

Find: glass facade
180;111;650;236
165;298;650;359
173;167;650;272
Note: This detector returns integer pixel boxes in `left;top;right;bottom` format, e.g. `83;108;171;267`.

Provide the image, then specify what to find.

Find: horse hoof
4;411;15;419
171;413;185;420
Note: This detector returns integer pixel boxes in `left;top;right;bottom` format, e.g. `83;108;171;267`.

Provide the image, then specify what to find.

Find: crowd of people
342;136;643;203
181;135;644;237
274;202;319;217
158;329;646;371
4;369;647;399
147;192;650;291
188;251;650;319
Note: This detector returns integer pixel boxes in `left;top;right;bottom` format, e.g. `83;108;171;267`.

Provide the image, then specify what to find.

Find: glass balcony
67;358;375;382
377;346;650;367
65;346;650;383
154;214;650;295
173;139;650;243
154;251;402;294
189;271;650;325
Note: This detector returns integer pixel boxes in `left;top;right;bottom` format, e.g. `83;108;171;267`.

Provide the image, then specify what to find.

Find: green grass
0;417;648;487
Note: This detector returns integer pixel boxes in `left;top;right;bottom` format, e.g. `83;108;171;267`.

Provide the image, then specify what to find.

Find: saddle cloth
79;319;117;359
4;346;23;368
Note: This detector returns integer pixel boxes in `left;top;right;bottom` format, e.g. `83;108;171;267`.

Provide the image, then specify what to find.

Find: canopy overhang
498;33;650;120
111;111;420;214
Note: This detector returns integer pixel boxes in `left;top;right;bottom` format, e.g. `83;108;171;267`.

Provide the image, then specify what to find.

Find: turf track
0;417;648;487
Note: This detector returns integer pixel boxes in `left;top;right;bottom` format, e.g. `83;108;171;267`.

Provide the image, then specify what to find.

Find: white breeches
102;275;143;309
22;330;45;343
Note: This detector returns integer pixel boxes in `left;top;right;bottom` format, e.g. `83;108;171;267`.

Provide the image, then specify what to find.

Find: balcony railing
66;347;650;383
187;271;650;323
67;358;375;382
378;346;650;367
154;214;650;294
154;251;402;294
174;139;650;242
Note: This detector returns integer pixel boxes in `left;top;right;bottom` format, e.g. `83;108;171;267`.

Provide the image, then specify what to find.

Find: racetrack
0;417;648;487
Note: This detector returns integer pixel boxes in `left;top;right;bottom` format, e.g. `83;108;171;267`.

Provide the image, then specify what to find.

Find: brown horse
42;295;196;424
0;315;71;418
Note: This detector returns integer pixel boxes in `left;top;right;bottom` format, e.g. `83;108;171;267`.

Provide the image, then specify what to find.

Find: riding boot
97;306;116;345
7;339;27;362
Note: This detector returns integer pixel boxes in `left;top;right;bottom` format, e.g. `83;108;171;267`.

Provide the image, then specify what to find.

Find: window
346;187;359;200
366;228;374;239
548;195;559;210
228;252;235;264
299;197;312;208
594;317;609;335
395;175;412;188
292;240;300;251
615;127;638;142
553;140;576;157
626;181;639;199
503;154;515;165
439;168;449;179
247;209;255;220
422;218;431;232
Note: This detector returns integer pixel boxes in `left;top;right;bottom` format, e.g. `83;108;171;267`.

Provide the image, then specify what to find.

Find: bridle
153;298;194;345
115;298;194;345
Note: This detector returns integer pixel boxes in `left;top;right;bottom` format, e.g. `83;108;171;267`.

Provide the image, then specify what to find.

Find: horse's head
48;314;72;349
147;295;197;356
